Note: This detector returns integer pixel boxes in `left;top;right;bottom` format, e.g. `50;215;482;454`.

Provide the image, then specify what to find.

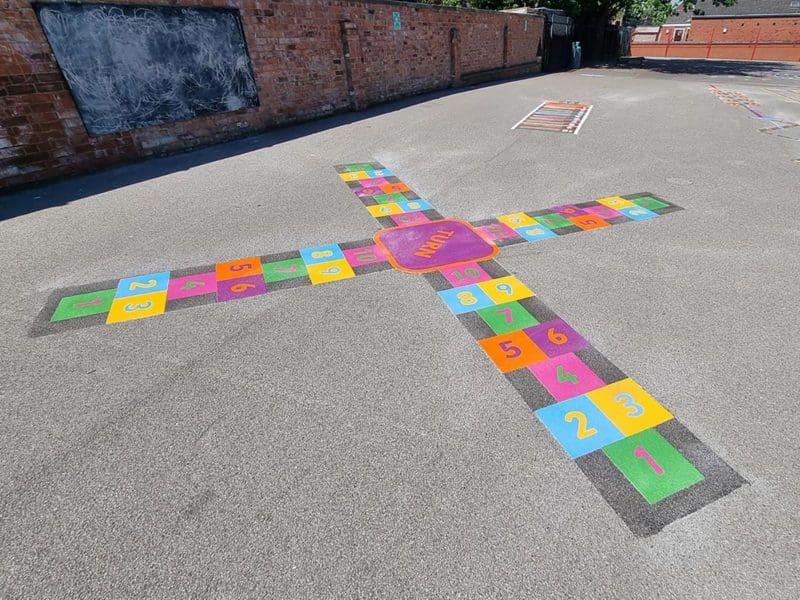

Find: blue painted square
535;394;624;458
397;199;432;212
514;225;558;242
300;244;345;266
392;11;401;30
618;206;658;221
438;284;494;314
365;169;393;178
115;272;170;298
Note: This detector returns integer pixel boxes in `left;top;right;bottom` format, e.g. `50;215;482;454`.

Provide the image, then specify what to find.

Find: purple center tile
375;219;498;272
217;275;267;302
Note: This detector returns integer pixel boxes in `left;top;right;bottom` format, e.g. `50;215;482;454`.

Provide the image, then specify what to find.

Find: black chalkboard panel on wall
34;3;260;136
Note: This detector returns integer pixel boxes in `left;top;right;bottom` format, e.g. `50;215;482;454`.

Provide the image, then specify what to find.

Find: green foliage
627;0;673;25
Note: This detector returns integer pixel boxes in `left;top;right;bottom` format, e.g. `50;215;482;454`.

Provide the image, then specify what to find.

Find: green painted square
262;258;308;283
50;289;116;322
631;197;669;211
346;163;374;172
536;213;573;229
373;193;406;205
477;301;539;335
603;428;704;504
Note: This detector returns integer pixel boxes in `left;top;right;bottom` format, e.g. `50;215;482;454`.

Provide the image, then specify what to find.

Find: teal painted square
514;225;558;242
365;169;393;178
618;206;658;221
536;394;624;458
438;284;494;314
397;199;432;212
300;244;345;265
115;272;170;298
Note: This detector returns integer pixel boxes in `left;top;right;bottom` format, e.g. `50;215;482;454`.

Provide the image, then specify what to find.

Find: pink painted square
584;205;621;220
440;262;492;287
167;272;217;300
390;211;430;226
343;244;386;267
476;222;519;242
528;352;605;401
359;177;390;187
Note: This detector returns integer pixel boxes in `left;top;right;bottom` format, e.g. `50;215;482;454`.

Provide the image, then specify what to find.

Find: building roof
664;0;800;25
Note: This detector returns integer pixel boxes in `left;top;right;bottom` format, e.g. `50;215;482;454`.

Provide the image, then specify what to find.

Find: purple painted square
216;275;267;302
475;222;520;242
167;272;217;300
523;319;590;357
552;204;588;218
529;353;605;401
354;185;384;198
375;219;498;272
584;205;621;220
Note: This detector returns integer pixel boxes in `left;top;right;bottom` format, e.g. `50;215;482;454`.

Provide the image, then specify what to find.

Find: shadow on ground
0;73;545;222
616;57;800;78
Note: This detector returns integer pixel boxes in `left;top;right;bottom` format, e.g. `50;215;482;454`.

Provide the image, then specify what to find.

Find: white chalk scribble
36;4;259;136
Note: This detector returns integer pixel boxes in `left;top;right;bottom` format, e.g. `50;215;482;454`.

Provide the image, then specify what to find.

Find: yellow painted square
106;291;167;324
307;259;356;285
597;196;636;210
587;378;673;436
367;203;403;217
339;171;370;182
477;276;535;304
497;212;537;228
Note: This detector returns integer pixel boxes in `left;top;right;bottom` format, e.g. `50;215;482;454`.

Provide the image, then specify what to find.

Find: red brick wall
689;16;800;43
0;1;543;190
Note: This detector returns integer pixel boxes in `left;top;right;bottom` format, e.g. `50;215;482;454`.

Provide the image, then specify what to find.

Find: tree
626;0;674;26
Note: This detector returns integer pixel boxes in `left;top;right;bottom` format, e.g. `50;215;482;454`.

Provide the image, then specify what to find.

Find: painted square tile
477;301;540;335
529;353;605;401
216;257;262;282
477;276;535;304
217;275;268;302
586;378;672;436
167;272;217;300
51;289;116;322
115;272;170;299
478;330;549;373
536;394;624;458
603;428;704;504
439;262;492;287
523;319;590;357
300;244;346;266
437;284;494;314
618;206;659;221
262;258;308;283
107;291;167;323
514;225;558;241
390;211;430;226
343;245;386;267
306;259;356;284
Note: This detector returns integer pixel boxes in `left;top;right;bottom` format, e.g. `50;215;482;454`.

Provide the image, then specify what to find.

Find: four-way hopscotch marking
31;162;745;535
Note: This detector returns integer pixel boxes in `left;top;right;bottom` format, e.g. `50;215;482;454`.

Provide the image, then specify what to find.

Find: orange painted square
569;214;610;230
478;330;548;373
216;256;262;282
380;182;411;194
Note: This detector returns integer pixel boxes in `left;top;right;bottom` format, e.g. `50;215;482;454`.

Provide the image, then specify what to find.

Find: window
674;29;684;42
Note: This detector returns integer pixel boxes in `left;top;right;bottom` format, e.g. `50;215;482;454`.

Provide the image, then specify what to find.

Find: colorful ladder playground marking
31;163;745;536
513;101;593;134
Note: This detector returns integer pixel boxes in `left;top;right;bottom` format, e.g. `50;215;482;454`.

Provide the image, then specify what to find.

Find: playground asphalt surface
1;58;799;598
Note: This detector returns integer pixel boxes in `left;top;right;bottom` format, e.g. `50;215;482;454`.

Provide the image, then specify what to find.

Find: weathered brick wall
0;0;543;190
689;16;800;44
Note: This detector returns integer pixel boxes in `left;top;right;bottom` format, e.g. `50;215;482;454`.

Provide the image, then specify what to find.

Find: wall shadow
616;57;800;78
0;72;545;222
